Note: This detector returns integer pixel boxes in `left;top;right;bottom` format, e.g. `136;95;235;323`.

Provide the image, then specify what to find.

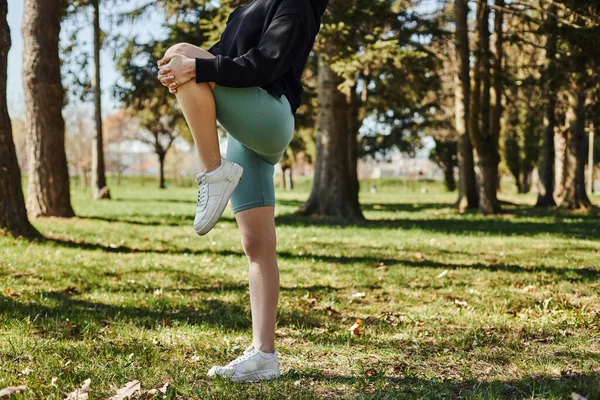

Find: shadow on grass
274;208;600;240
78;214;237;227
0;289;323;337
42;237;599;282
283;370;600;399
74;198;600;241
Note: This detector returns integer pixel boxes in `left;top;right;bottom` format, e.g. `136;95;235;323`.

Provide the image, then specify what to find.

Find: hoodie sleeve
195;14;309;87
207;41;220;56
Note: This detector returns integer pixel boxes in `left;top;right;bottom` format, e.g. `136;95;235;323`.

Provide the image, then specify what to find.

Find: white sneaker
207;346;281;382
193;157;243;236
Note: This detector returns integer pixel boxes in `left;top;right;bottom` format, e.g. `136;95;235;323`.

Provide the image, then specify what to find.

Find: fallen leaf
5;288;21;298
153;288;163;296
364;368;377;376
108;380;141;400
64;286;79;295
19;368;33;376
436;270;448;279
51;377;58;387
0;386;27;398
522;285;536;293
373;262;387;270
415;252;423;260
348;319;363;337
571;393;588;400
65;378;91;400
454;299;468;307
351;292;366;299
562;369;580;378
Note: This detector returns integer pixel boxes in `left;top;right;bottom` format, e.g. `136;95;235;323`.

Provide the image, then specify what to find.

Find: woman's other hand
157;54;195;94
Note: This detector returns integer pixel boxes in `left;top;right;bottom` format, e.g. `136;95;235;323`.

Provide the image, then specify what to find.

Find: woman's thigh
164;42;212;60
214;86;294;164
226;136;276;214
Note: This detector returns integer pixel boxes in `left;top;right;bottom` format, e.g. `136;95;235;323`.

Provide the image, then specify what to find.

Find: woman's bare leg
163;43;220;172
235;206;279;353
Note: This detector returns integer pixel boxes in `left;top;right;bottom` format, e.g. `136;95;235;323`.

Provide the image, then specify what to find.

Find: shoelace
227;349;266;367
195;174;208;208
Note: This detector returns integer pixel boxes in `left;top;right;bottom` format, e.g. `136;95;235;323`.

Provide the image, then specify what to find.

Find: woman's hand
157;54;195;95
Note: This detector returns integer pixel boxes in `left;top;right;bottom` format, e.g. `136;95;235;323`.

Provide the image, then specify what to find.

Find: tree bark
23;0;74;218
470;0;501;215
587;124;594;194
300;51;363;219
556;62;592;210
536;8;558;207
91;0;110;199
158;152;166;189
455;0;478;211
0;0;40;239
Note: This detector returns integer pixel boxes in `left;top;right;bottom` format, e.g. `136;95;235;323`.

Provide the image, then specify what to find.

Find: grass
1;178;599;399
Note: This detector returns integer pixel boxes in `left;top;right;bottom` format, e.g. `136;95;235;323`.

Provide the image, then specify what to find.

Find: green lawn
1;179;599;399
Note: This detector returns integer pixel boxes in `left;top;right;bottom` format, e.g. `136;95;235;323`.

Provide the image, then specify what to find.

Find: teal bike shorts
212;85;295;214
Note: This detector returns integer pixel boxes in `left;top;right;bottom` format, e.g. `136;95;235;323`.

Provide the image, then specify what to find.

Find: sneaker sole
194;164;243;236
227;368;281;383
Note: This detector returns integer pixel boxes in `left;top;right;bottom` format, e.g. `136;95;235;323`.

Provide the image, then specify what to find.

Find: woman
156;0;329;383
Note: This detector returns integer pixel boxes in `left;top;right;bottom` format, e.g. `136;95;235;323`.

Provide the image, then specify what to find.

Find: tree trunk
287;166;294;190
280;165;288;189
443;162;457;192
23;0;74;218
158;152;166;189
470;0;501;215
588;124;594;194
455;0;478;211
556;63;592;210
91;0;110;199
0;0;39;239
300;51;363;219
536;8;558;207
79;167;88;189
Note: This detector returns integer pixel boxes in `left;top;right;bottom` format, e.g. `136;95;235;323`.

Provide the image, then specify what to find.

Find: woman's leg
163;43;220;172
235;206;279;353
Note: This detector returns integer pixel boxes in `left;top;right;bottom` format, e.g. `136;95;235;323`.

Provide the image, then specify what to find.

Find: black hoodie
195;0;329;114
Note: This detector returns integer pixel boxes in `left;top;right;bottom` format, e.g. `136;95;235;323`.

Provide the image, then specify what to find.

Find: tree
302;0;440;218
555;57;592;209
90;0;110;199
64;0;111;198
469;0;502;214
301;50;363;218
536;6;558;206
117;38;189;189
64;106;94;189
0;0;39;239
454;0;478;210
23;0;75;218
104;110;134;185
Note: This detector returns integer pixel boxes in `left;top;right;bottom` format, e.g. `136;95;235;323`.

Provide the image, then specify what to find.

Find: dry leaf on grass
436;270;448;279
364;368;377;376
454;299;468;307
0;386;27;398
350;292;366;299
571;393;588;400
348;319;363;337
145;383;169;396
108;380;141;400
19;368;33;376
65;378;91;400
